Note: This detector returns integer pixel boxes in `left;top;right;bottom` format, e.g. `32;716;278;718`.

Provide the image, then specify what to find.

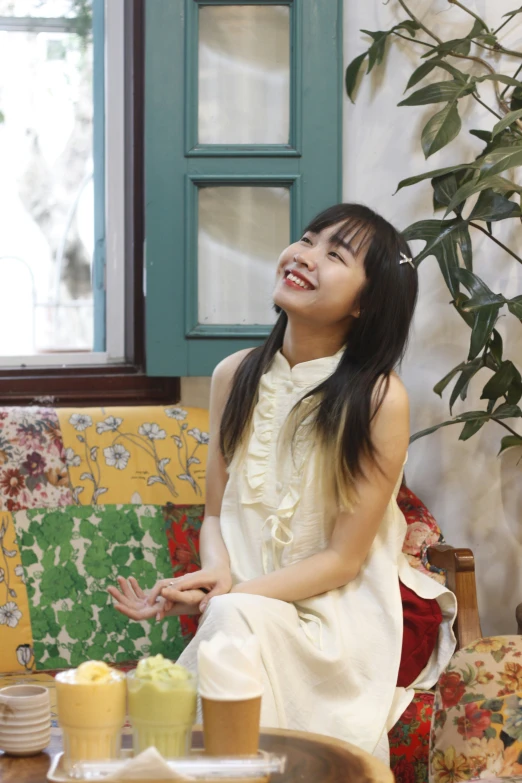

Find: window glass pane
198;5;290;145
0;0;75;17
198;186;290;325
0;5;96;355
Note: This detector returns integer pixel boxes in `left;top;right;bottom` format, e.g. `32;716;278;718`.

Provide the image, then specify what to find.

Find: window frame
0;0;180;405
145;0;344;378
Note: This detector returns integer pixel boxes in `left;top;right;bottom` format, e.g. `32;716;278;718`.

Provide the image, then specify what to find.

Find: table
0;727;393;783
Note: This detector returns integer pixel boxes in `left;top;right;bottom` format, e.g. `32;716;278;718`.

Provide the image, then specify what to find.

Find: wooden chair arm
516;603;522;634
427;544;482;650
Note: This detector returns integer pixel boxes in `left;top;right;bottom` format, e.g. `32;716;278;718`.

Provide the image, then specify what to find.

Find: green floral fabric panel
14;505;185;670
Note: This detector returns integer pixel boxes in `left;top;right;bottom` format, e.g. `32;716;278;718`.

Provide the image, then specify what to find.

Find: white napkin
104;747;193;781
198;632;263;700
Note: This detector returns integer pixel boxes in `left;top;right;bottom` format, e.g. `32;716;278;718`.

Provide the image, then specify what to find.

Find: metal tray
47;748;286;783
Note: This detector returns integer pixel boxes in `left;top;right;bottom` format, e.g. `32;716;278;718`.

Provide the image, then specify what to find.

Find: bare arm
231;375;410;603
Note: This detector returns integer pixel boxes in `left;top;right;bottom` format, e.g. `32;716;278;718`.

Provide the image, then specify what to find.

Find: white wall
181;0;522;636
344;0;522;635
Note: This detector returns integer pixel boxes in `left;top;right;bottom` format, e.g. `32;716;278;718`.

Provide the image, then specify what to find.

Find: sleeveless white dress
177;349;457;761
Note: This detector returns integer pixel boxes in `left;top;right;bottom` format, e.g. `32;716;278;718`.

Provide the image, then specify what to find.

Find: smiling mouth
284;271;315;290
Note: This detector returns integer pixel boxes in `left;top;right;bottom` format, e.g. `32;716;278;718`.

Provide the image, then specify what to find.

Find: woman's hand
146;567;233;613
108;576;172;622
108;577;207;621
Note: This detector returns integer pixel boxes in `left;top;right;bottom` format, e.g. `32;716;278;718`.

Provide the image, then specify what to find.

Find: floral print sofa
0;404;481;782
430;636;522;782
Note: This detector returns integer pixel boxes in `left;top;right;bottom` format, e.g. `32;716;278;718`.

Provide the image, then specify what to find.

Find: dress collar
269;347;345;387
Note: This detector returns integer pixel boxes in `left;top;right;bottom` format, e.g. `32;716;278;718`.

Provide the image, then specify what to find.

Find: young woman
109;203;457;761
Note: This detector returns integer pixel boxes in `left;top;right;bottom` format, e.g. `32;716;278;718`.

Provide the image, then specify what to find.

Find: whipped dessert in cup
55;661;126;768
198;632;263;756
127;655;197;757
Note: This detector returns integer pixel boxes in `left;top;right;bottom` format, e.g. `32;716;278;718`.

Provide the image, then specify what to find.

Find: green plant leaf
459;418;485;440
403;219;464;297
469;129;492;142
432;171;463;211
360;29;389;73
482;361;521;401
406;59;468;91
502;6;522;20
454;221;473;269
398;80;474;107
444;173;522;216
511;86;522;111
478;146;522;178
406;61;437;90
493;402;522;418
498;435;522;454
467;18;488;37
449;361;483;412
508;295;522;320
421;101;462;158
492;108;522;138
345;52;367;103
476;74;522;88
434;362;466;397
396;163;472;193
394;20;421;37
489;330;503;365
410;420;460;443
469;305;500;360
422;38;471;59
456;268;505;310
468;189;521;221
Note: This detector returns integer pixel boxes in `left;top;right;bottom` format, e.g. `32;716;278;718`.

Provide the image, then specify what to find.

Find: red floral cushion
390;691;434;783
397;484;446;584
163;503;205;641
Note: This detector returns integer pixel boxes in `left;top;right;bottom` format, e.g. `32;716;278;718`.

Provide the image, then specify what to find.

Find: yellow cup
127;669;197;757
55;669;126;766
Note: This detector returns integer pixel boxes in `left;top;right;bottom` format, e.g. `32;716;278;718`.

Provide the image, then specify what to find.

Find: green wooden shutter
145;0;343;377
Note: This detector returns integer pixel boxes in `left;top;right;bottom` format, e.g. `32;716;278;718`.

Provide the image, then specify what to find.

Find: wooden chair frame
427;544;482;650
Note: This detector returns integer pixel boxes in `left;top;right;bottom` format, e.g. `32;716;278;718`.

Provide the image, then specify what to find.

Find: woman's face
273;222;367;328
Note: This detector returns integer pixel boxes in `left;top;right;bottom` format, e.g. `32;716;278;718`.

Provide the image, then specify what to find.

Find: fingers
107;585;125;602
116;576;140;601
171;572;215;592
199;585;224;613
128;576;146;600
160;587;188;603
112;601;158;621
146;578;172;606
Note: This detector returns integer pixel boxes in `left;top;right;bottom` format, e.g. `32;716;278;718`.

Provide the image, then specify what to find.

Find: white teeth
287;272;312;290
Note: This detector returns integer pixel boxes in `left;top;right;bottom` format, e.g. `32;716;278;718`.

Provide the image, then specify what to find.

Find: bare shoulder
380;372;409;414
371;372;410;444
210;349;256;408
212;348;255;386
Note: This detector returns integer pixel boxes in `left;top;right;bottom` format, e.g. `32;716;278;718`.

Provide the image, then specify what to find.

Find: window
0;0;118;363
0;0;178;403
145;0;344;377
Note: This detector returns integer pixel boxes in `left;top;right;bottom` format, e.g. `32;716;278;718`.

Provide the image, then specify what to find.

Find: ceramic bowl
0;685;51;756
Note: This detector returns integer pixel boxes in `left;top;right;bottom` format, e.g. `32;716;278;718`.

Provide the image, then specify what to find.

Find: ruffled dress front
177;349;457;761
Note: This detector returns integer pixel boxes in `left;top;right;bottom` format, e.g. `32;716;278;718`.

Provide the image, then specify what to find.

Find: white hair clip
399;252;415;269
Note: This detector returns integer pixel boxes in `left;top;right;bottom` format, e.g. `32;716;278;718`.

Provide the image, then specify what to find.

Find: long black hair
220;203;418;505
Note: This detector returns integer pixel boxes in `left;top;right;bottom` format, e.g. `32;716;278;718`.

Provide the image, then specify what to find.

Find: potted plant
347;0;522;455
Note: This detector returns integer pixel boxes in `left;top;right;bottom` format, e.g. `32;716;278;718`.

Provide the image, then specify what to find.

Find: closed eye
329;250;345;263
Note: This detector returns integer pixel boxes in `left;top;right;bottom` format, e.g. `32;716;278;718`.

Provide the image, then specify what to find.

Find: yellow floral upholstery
57;406;209;506
430;636;522;782
0;512;34;673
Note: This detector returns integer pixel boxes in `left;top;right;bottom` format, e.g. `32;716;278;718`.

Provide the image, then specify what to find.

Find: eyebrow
304;230;355;254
